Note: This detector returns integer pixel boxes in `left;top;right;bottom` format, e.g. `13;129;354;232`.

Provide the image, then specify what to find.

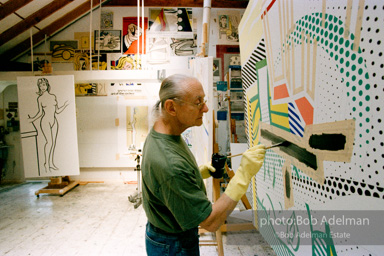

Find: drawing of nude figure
28;78;69;173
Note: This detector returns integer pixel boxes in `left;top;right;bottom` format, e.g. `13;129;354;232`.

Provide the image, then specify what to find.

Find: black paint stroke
285;170;291;199
261;129;318;170
309;133;346;151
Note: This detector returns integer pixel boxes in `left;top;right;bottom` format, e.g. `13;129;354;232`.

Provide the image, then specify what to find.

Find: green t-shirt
142;128;212;233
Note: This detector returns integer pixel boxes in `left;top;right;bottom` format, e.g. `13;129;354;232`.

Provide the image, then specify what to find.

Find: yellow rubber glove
199;163;216;179
224;144;266;201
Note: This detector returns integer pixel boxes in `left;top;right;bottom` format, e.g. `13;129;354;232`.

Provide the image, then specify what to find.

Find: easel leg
199;110;225;255
215;229;224;256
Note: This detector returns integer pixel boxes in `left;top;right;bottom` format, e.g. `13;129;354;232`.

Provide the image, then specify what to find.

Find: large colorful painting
17;76;79;178
239;0;384;255
123;17;148;54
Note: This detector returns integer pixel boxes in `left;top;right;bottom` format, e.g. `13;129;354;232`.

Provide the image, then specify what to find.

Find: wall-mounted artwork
101;11;113;29
176;8;193;32
170;35;197;56
122;17;148;54
33;56;51;71
75;83;102;96
94;30;121;52
216;10;241;44
73;51;107;70
74;32;93;50
73;51;90;70
223;53;240;75
17;76;79;178
92;53;107;70
149;8;193;32
149;8;177;32
110;55;140;70
147;8;194;61
239;0;384;255
213;58;222;81
216;45;240;79
50;41;78;62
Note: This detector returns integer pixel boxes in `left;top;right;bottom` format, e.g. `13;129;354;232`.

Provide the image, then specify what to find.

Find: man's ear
164;99;177;116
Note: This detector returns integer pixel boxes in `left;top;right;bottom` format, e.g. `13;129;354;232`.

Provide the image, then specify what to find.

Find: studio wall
239;0;384;255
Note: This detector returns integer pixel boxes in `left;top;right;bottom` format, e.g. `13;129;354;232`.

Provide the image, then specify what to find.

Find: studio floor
0;181;276;256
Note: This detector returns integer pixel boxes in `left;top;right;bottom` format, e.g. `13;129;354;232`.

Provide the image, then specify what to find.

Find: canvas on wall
213;58;221;81
74;32;93;50
101;11;113;29
149;8;193;32
216;10;241;44
216;45;240;81
146;8;195;62
94;30;121;52
17;75;79;178
50;41;78;62
240;0;384;255
122;17;148;54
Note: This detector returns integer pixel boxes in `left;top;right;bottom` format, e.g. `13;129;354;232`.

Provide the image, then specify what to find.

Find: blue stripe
289;121;304;137
288;105;301;121
289;116;304;132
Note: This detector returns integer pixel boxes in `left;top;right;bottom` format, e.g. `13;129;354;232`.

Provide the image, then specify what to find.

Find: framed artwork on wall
213;58;222;81
50;40;78;62
122;17;148;54
94;30;121;52
216;45;240;79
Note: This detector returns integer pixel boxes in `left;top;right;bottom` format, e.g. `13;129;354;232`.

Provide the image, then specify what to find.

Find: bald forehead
181;78;205;99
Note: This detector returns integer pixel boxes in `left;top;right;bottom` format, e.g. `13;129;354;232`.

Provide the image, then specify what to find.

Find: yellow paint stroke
270;102;288;113
291;37;296;93
310;37;317;101
344;0;353;38
353;0;365;52
321;0;326;28
271;113;290;128
264;11;275;85
239;0;265;64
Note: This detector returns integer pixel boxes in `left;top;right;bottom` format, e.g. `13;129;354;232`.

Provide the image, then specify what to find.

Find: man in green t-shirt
142;74;266;256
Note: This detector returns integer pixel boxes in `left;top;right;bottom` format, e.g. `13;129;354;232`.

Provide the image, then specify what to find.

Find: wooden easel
199;111;256;255
35;176;79;197
199;111;225;255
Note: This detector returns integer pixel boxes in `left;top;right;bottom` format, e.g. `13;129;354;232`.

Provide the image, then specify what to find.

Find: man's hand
224;144;266;201
199;163;216;179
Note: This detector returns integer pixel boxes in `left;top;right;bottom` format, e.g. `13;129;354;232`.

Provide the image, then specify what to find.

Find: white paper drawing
17;75;80;178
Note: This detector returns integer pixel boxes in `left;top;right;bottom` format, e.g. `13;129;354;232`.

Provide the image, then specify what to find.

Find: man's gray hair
152;74;198;119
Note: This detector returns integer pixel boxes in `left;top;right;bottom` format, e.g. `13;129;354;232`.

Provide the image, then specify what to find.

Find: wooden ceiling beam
0;0;34;20
103;0;248;8
0;0;74;46
0;0;107;61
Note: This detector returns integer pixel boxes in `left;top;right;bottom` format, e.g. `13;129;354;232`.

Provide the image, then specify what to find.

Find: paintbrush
227;141;291;158
265;140;291;149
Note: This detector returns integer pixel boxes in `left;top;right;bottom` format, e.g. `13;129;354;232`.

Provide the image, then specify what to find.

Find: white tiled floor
0;182;276;256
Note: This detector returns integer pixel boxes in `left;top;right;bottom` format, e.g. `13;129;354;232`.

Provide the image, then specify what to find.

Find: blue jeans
145;222;200;256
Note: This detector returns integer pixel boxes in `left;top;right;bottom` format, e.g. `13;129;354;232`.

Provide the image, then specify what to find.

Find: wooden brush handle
227;153;243;158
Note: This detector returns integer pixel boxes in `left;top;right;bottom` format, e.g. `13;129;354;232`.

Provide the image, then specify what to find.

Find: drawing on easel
28;78;69;172
17;75;80;178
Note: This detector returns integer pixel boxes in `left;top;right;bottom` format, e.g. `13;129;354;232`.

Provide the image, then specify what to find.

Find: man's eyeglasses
173;98;207;110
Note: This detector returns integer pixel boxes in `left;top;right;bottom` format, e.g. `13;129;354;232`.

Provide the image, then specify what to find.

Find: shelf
0;70;162;84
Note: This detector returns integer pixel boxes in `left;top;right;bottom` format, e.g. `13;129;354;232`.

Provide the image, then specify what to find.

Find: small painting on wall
94;30;121;52
50;41;78;62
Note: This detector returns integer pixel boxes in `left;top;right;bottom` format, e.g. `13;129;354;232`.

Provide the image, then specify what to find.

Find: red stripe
261;0;277;19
